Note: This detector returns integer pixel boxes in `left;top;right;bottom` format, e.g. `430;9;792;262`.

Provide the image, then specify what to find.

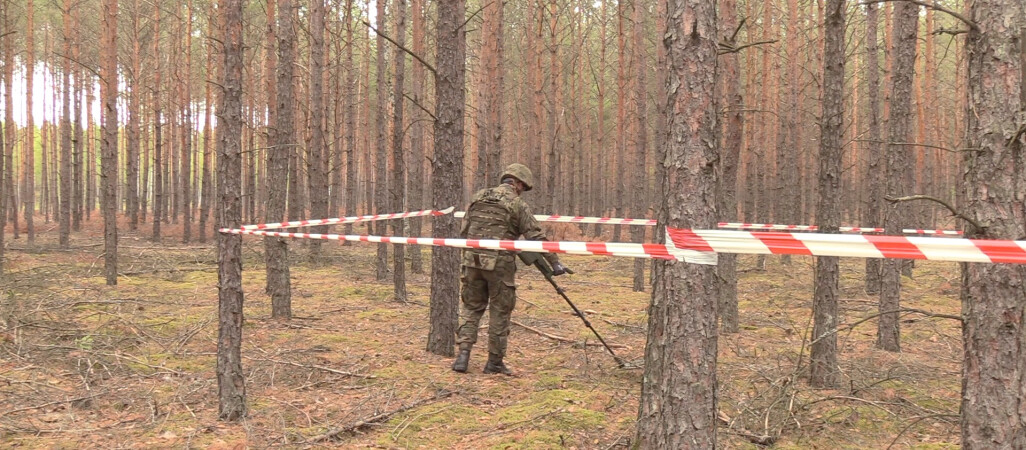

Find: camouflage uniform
456;183;561;359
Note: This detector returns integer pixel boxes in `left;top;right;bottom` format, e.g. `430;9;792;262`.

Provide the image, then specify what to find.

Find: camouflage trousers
455;257;517;358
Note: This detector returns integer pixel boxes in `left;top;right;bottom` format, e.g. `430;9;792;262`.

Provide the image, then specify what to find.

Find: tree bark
426;0;465;357
407;0;426;272
59;0;73;249
23;0;35;243
878;1;919;353
810;0;845;389
391;0;408;302
266;0;295;319
307;0;329;258
636;1;719;447
343;0;358;240
863;1;883;295
716;0;743;332
630;0;649;294
101;0;119;286
960;0;1026;445
217;0;247;421
374;0;391;281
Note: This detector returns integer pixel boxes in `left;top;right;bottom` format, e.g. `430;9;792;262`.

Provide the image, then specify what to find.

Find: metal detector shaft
519;252;627;368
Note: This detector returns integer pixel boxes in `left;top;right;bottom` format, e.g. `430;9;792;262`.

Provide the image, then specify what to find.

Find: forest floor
0;219;962;449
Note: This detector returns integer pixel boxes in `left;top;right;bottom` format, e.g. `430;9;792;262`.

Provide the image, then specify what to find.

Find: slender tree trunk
199;8;216;243
181;1;194;243
101;0;119;286
390;0;408;302
863;2;883;295
612;1;627;241
426;0;465;357
344;0;358;240
407;0;425;272
3;5;15;242
374;0;390;281
267;0;295;319
716;0;742;332
152;3;163;242
216;0;247;421
878;1;918;352
636;1;719;446
23;0;35;243
630;1;649;292
810;0;845;388
59;0;72;248
307;0;329;257
960;0;1026;445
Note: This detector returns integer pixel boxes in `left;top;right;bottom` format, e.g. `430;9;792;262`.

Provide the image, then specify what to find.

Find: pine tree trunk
198;9;216;243
216;0;247;421
23;0;35;243
181;1;194;243
863;2;883;295
374;0;390;281
630;1;648;293
426;0;465;357
878;1;918;353
960;1;1026;445
407;0;425;272
343;0;358;240
810;0;845;389
716;0;742;331
636;1;719;446
101;0;119;286
307;0;328;258
59;0;72;248
266;0;295;319
390;0;408;302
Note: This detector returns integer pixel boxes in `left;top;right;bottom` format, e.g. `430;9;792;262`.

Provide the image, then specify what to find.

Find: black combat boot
451;349;471;373
483;354;513;376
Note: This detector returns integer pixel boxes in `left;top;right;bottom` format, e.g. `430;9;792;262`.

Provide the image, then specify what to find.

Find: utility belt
462;248;513;271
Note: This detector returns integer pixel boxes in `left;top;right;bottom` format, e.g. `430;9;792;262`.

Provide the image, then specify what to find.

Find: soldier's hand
551;262;573;276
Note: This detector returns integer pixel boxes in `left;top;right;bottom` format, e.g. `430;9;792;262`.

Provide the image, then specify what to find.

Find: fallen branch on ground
512;319;627;349
308;390;455;442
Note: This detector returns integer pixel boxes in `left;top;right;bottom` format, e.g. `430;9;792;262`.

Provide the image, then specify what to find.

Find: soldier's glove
551;262;573;276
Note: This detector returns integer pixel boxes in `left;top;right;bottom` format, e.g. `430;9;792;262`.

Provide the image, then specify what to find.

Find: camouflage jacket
460;183;560;270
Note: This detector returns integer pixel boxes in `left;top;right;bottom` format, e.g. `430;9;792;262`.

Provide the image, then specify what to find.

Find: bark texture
426;0;466;357
960;0;1026;446
266;0;294;319
635;0;719;447
101;0;119;286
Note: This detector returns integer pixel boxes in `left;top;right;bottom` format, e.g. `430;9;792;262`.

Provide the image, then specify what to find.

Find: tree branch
858;0;978;32
883;194;984;233
361;20;436;76
718;39;778;55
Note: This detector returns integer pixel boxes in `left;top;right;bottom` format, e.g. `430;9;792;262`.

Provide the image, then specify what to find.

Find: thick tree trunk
960;0;1026;445
216;0;247;421
878;1;919;353
266;0;295;319
810;0;845;389
636;1;719;447
426;0;465;357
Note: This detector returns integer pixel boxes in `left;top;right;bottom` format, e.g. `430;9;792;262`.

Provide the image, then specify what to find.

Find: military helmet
500;163;535;191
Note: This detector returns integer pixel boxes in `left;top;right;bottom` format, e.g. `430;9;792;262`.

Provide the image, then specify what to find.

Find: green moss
494;389;606;431
377;403;484;448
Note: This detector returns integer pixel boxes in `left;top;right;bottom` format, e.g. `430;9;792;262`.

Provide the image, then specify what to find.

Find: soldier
452;163;571;375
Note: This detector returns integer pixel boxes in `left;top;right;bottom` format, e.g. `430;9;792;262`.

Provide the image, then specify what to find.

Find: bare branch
859;0;978;32
718;39;778;55
360;20;436;76
884;195;984;233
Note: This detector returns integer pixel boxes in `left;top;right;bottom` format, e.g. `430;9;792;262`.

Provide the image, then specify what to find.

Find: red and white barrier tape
241;207;454;230
716;222;887;233
666;228;1026;264
903;229;963;236
219;227;717;264
454;211;657;226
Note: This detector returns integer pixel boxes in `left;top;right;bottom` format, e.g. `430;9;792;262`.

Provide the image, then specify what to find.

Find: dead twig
884;194;983;233
308;390;454;442
245;356;377;379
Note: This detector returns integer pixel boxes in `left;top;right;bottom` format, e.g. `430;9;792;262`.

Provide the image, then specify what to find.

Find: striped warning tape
241;207;455;230
666;228;1026;264
716;222;887;233
903;229;964;236
219;226;1026;264
219;227;717;265
454;211;658;226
